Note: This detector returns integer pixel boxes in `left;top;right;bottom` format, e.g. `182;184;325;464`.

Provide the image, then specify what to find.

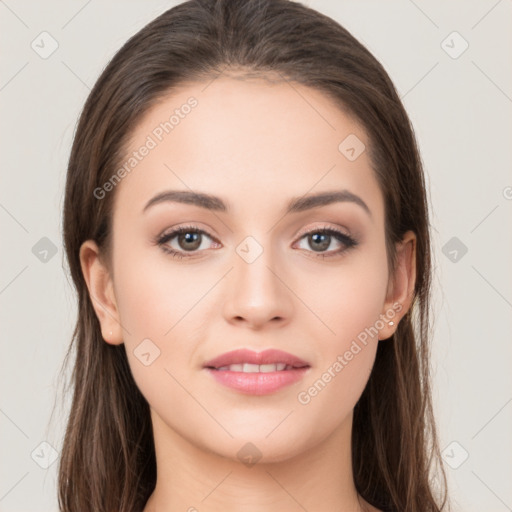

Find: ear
378;230;417;341
79;240;123;345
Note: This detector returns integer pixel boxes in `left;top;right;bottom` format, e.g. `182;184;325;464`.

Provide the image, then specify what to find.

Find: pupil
310;233;329;251
179;232;201;251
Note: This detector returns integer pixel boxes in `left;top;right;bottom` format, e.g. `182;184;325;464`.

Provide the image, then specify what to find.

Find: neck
143;409;375;512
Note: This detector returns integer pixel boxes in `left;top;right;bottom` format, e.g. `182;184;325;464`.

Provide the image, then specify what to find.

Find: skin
80;76;416;512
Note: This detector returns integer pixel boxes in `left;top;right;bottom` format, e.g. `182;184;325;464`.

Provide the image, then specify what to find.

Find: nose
222;242;294;330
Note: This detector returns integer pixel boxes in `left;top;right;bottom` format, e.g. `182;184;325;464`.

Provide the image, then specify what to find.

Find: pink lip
203;348;311;395
203;348;310;369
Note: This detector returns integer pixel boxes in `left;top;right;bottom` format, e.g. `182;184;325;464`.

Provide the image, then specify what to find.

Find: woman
58;0;449;510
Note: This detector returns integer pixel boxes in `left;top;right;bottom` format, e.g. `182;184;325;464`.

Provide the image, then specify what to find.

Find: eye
154;224;358;260
294;226;358;258
155;225;219;259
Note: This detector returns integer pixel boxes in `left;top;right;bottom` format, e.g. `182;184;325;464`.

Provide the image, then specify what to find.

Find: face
82;76;410;464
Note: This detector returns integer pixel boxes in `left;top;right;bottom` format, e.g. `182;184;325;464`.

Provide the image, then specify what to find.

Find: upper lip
203;348;310;369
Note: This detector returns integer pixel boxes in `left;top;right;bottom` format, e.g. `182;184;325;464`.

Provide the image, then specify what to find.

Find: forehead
112;77;384;221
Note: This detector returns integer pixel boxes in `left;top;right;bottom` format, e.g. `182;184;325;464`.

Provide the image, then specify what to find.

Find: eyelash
154;224;358;260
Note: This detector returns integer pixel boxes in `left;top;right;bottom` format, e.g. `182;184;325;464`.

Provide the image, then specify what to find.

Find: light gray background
1;1;511;511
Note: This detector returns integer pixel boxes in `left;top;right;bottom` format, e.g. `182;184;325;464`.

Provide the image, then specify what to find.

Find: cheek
111;245;196;385
295;242;389;411
112;255;197;417
113;242;205;340
309;242;389;343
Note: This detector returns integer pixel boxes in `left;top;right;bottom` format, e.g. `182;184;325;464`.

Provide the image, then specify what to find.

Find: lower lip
204;367;310;395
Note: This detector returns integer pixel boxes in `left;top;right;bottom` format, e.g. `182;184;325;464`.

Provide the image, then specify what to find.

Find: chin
205;427;313;466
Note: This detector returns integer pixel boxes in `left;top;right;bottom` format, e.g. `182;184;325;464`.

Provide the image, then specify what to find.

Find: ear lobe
378;230;417;340
79;240;124;345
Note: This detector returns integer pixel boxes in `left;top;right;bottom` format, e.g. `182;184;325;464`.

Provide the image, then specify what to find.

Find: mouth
207;362;309;372
203;347;310;369
203;348;311;395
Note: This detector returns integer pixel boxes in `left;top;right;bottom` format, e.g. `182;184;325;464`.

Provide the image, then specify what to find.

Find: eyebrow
142;189;371;217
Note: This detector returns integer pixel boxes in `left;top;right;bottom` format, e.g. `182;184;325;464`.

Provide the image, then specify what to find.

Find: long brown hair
57;1;449;510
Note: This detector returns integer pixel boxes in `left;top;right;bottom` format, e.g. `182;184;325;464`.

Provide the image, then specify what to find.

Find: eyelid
154;224;219;248
294;222;352;239
155;222;219;242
